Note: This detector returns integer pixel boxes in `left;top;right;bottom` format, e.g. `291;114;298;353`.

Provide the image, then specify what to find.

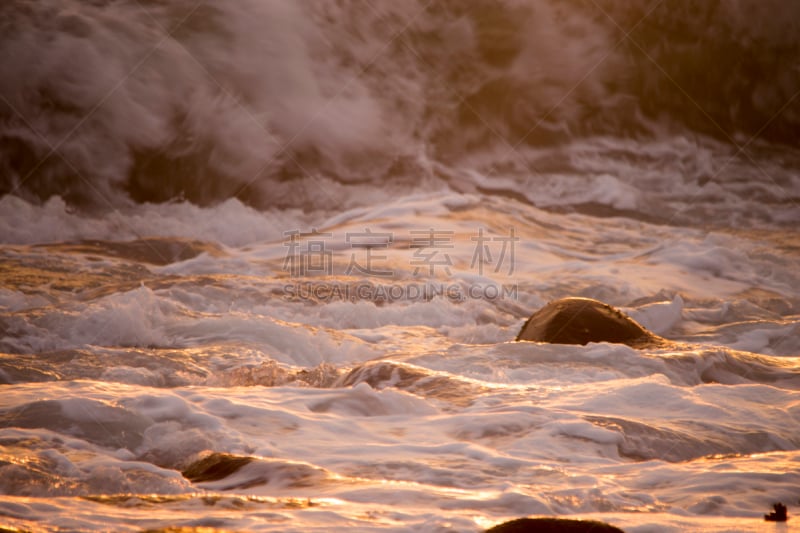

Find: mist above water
1;0;798;216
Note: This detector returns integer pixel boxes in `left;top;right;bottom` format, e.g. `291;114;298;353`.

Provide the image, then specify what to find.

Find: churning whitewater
1;1;799;532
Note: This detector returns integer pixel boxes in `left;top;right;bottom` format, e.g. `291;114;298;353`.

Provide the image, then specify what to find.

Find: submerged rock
516;297;666;348
764;502;788;522
181;452;254;483
142;526;239;533
486;517;625;532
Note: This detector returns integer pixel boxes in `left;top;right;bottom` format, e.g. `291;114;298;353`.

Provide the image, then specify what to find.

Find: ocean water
1;1;799;532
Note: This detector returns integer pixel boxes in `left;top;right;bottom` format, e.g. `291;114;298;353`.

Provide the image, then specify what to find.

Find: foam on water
1;187;798;531
0;194;302;246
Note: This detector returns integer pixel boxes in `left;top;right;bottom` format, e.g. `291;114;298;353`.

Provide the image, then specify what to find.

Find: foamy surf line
1;187;799;532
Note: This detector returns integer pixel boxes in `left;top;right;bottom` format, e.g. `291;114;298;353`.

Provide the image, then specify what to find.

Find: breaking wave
1;0;799;208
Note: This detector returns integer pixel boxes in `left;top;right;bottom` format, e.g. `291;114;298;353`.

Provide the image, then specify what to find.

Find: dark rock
516;297;665;348
141;526;238;533
764;502;788;522
486;517;625;532
181;452;254;483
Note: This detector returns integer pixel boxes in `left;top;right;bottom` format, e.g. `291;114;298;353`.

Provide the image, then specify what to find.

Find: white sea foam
626;294;684;335
0;195;301;246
